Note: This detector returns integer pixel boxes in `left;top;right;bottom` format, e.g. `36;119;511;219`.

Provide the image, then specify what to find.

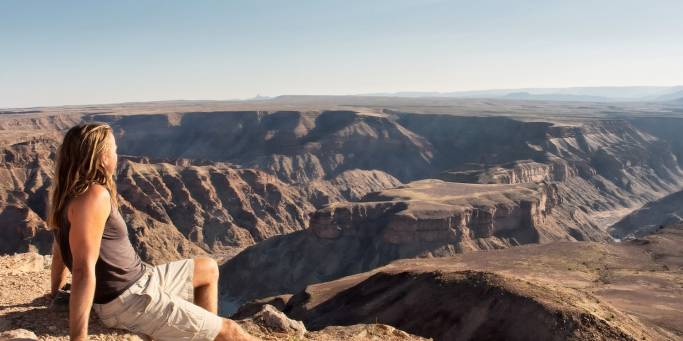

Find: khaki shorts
92;259;223;341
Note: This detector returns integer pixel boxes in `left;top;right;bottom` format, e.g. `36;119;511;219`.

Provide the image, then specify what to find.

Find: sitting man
48;122;258;341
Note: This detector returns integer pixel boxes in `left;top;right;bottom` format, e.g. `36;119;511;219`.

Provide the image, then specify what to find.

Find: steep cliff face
610;188;683;238
115;156;315;261
89;110;433;184
0;139;57;254
319;180;579;248
628;117;683;168
301;169;403;207
392;115;550;170
0;113;82;146
437;160;553;184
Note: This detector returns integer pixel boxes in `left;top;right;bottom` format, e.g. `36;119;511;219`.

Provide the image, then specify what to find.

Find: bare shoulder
68;183;112;222
68;183;112;266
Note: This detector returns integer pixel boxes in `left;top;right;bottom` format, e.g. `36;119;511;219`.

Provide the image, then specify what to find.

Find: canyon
2;96;683;340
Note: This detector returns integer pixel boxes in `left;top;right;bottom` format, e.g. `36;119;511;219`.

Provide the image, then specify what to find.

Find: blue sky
1;0;682;107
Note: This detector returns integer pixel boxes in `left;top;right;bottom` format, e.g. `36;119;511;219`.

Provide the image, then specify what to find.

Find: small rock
249;304;306;338
0;328;38;341
42;255;53;269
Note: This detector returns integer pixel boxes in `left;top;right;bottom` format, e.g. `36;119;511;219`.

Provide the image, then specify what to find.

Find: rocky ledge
0;252;427;341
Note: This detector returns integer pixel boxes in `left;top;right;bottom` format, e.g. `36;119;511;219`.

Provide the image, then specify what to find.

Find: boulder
244;304;306;338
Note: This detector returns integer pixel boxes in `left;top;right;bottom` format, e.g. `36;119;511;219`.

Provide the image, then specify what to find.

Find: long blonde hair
47;122;119;231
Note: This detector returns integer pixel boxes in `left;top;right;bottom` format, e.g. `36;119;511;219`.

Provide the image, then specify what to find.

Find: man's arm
68;184;111;341
50;239;69;297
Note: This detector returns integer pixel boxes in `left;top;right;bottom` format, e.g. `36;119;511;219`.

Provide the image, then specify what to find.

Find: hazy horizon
2;84;683;110
2;0;682;108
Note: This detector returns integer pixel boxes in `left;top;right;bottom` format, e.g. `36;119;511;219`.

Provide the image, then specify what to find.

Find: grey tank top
54;196;147;304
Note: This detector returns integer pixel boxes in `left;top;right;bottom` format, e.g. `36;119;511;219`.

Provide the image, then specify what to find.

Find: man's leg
143;258;257;340
192;258;259;340
192;256;219;314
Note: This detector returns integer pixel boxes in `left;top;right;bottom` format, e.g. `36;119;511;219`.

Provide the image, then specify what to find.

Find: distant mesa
657;89;683;101
502;91;611;102
361;85;683;102
247;94;273;101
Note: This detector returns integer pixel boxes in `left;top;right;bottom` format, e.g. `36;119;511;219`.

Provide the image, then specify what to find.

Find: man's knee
193;256;219;286
219;318;233;335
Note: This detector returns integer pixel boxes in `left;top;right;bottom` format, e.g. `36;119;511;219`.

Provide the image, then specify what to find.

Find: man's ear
100;152;110;169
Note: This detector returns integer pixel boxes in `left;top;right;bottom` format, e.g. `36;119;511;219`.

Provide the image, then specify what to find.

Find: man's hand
50;239;69;297
48;288;70;311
